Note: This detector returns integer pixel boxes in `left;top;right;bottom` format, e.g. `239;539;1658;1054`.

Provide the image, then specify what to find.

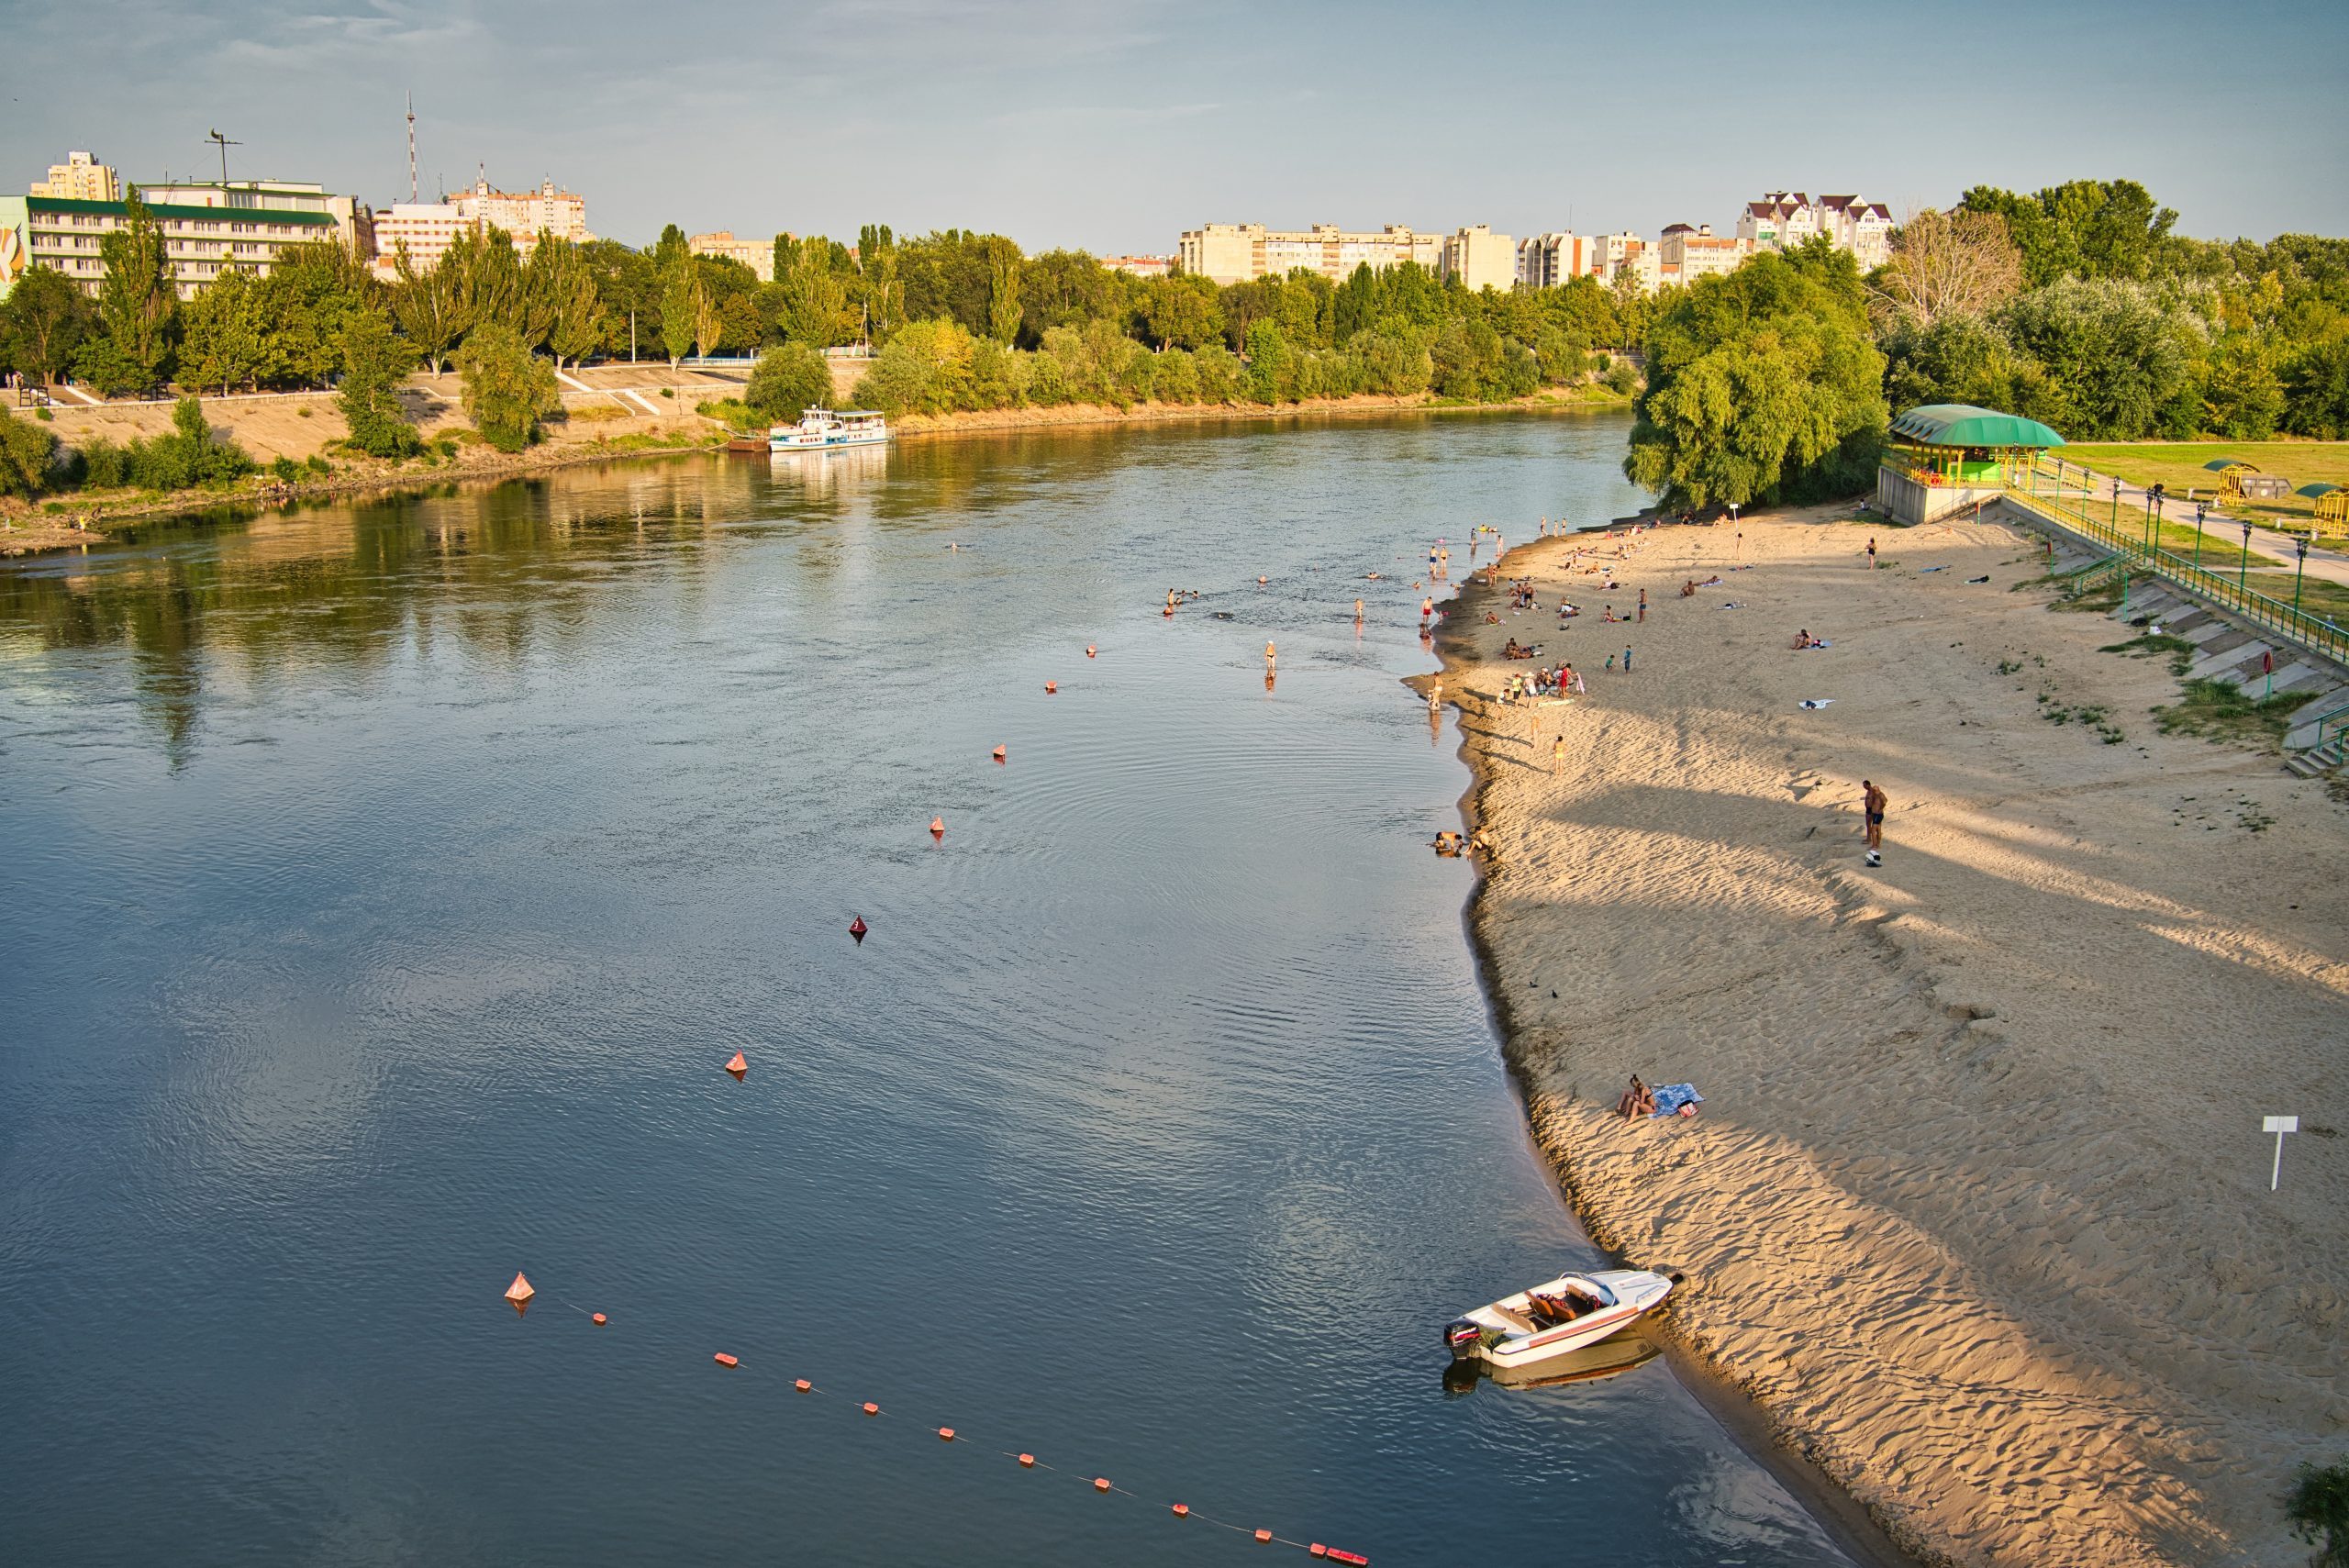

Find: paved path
2043;461;2349;594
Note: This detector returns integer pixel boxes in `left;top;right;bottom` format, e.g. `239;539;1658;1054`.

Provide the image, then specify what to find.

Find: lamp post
2240;520;2254;591
2143;484;2162;559
2293;535;2310;619
2193;502;2207;571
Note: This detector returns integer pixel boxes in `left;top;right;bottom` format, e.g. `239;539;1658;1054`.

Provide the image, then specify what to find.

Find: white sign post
2264;1115;2299;1191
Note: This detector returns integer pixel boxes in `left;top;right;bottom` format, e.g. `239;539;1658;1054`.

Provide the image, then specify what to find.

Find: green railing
2002;452;2349;667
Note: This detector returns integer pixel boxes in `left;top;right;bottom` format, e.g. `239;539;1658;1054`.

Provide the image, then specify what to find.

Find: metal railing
2001;452;2348;667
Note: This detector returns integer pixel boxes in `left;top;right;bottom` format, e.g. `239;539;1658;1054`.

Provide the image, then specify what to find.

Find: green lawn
2057;441;2349;534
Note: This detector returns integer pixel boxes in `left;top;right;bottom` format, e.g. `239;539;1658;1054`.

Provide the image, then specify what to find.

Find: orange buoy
1085;645;1097;658
1093;1477;1111;1492
591;1312;607;1326
862;1402;880;1417
1018;1453;1036;1467
929;817;944;839
1325;1551;1370;1566
713;1352;739;1368
991;744;1007;761
794;1379;811;1393
1310;1547;1326;1560
1044;681;1057;694
1255;1529;1273;1544
937;1428;955;1441
849;916;867;942
724;1051;747;1078
1172;1504;1190;1518
505;1272;535;1316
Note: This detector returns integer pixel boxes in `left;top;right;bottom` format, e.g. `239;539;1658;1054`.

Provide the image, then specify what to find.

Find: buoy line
500;1271;1370;1562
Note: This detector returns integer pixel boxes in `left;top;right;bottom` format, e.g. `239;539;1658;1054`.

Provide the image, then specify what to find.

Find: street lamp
2193;502;2207;571
2240;520;2254;591
2143;484;2164;558
2293;536;2310;618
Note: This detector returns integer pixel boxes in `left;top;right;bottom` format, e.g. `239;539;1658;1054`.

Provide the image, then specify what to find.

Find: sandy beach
1435;511;2347;1566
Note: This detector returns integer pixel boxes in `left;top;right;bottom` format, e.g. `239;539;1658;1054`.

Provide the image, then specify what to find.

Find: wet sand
1434;510;2348;1567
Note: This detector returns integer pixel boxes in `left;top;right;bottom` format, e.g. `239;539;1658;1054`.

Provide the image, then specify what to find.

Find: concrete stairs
2105;582;2349;762
2285;736;2346;779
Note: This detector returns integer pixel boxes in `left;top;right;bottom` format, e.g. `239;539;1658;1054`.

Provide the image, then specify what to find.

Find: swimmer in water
1264;640;1276;673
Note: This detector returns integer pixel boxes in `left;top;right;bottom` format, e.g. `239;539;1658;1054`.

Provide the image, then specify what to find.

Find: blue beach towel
1650;1084;1704;1117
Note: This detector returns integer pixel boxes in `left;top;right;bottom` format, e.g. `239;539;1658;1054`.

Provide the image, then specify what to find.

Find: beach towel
1802;639;1832;649
1919;565;1948;573
1650;1084;1704;1117
1798;698;1833;709
1966;575;1990;584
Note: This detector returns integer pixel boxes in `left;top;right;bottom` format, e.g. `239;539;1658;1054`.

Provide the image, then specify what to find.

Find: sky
6;0;2346;253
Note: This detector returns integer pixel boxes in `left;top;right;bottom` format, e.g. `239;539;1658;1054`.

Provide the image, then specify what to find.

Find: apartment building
9;179;360;299
1175;223;1442;285
1439;226;1516;293
1735;191;1895;268
31;150;119;202
1516;231;1596;289
372;171;590;277
1658;222;1751;284
688;230;774;281
1101;254;1173;280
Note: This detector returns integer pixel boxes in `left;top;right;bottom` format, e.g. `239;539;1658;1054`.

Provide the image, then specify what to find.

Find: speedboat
1442;1267;1680;1373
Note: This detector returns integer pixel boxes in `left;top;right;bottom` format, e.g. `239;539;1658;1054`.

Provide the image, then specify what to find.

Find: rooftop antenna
206;128;241;185
406;93;417;203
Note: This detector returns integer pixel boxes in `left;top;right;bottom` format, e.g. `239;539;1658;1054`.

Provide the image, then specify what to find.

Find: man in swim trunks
1862;779;1887;853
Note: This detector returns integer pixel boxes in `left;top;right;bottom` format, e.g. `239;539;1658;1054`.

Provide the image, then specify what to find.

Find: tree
745;342;834;418
389;243;474;374
453;321;560;451
1870;207;2024;329
658;262;698;368
2282;333;2349;439
254;239;372;389
447;228;525;339
1960;180;2177;286
985;250;1022;346
549;265;607;370
0;265;95;387
1625;244;1887;508
1142;274;1222;350
76;190;177;396
1995;276;2199;439
775;238;852;348
338;306;422;458
181;266;269;394
692;272;724;359
0;407;60;496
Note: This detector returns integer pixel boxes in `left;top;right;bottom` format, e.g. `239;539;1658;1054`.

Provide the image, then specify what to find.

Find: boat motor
1442;1318;1485;1362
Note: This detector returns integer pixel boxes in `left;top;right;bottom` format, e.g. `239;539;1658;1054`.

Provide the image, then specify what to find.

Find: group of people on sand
1431;826;1493;860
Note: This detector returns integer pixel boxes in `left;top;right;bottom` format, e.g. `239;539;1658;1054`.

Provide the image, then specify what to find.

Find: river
0;411;1851;1566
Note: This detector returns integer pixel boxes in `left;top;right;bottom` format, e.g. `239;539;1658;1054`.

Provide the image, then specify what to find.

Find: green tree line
1628;178;2349;507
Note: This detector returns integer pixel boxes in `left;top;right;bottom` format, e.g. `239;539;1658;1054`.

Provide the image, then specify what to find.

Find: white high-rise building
1439;225;1516;293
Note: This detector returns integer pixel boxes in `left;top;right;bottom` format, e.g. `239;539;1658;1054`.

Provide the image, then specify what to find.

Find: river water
0;412;1849;1566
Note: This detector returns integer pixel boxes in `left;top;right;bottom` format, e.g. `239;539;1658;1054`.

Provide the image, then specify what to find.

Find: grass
2150;677;2316;749
2059;441;2349;537
2100;632;2197;675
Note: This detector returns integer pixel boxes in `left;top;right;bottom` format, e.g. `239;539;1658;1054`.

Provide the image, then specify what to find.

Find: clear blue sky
6;0;2344;252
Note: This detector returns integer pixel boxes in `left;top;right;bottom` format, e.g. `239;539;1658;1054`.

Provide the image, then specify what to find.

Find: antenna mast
206;128;243;185
406;94;418;202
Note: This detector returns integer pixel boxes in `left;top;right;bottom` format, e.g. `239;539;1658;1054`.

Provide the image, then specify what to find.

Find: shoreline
1431;513;2345;1566
1;388;1630;560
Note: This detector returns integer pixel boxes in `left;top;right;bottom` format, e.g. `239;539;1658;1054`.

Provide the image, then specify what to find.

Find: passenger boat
1442;1267;1680;1373
769;407;890;452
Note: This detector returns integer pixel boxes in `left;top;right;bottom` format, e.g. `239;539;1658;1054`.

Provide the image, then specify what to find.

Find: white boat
769;407;890;452
1442;1267;1680;1373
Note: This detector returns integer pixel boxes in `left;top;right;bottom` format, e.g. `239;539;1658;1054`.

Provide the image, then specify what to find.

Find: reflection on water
0;413;1851;1567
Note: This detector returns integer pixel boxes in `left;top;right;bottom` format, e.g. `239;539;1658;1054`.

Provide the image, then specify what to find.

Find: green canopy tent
1887;404;2065;486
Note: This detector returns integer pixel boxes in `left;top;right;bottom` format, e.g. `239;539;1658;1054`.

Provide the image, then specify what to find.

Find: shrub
2288;1458;2349;1566
271;455;303;483
744;343;833;419
452;323;561;452
0;407;61;496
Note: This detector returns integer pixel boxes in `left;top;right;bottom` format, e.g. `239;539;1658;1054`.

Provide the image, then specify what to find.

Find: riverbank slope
1438;512;2346;1566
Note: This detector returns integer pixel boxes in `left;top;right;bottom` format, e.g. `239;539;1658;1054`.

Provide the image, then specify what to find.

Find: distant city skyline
6;0;2345;253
